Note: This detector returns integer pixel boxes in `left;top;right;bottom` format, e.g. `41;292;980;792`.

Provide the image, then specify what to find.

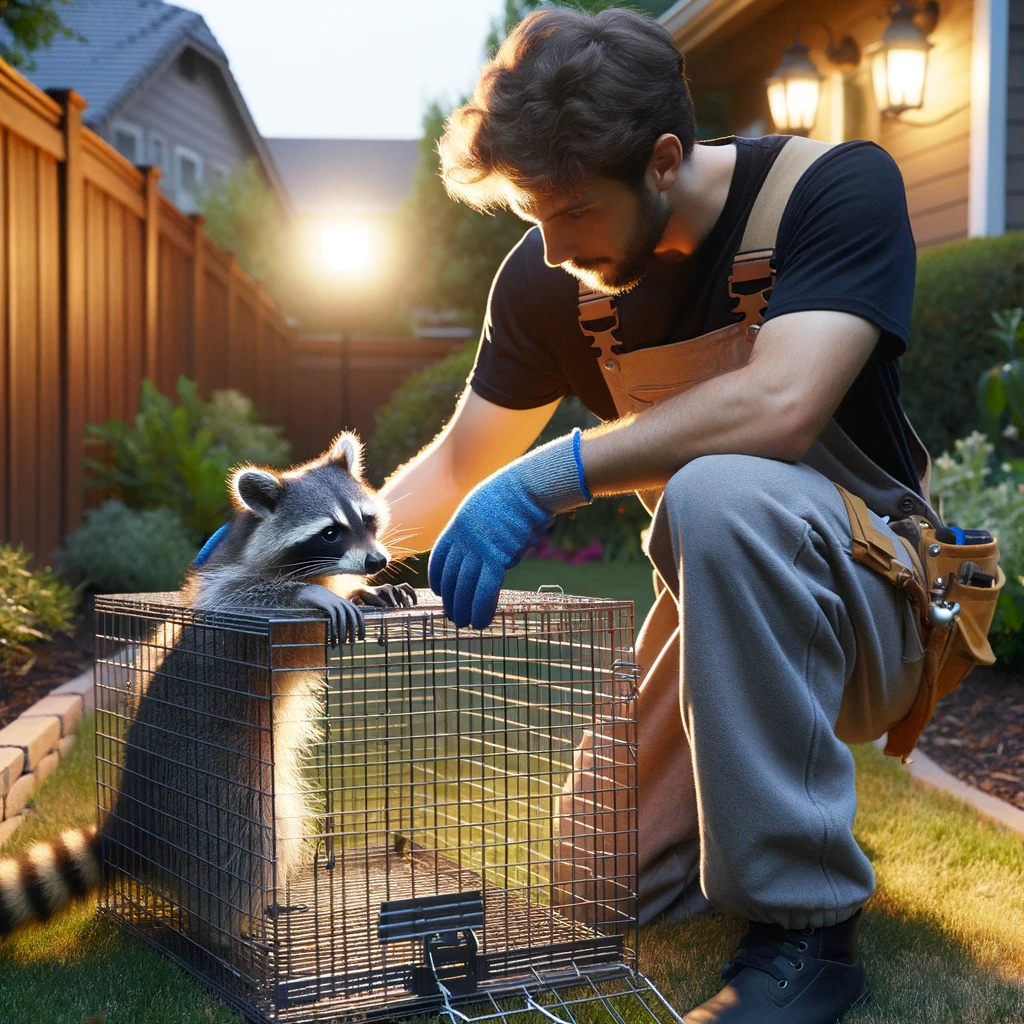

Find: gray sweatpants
636;454;925;930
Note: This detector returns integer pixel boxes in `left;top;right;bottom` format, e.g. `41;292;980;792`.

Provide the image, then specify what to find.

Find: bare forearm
378;444;465;557
580;367;802;494
580;311;880;495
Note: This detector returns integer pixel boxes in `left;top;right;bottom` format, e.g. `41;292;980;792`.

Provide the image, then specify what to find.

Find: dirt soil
918;664;1024;811
0;596;94;729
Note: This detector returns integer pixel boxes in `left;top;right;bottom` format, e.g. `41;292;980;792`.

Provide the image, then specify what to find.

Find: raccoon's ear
233;468;284;517
329;431;363;477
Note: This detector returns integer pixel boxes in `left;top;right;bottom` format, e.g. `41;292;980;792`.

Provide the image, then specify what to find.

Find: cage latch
378;890;485;997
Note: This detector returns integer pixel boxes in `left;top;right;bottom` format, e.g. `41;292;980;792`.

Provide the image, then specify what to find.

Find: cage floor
266;843;620;1021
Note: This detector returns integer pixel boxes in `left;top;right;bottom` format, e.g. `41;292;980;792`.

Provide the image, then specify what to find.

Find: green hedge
902;232;1024;456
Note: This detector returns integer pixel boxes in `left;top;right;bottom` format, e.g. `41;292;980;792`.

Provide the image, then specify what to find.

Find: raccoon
0;431;414;943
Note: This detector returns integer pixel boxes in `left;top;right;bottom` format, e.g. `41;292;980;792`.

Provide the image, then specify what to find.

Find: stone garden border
0;665;92;846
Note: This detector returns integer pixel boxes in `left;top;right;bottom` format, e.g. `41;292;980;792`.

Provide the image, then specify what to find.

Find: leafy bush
0;546;75;668
366;343;476;485
931;431;1024;668
57;501;197;594
977;308;1024;461
86;377;291;541
902;232;1024;457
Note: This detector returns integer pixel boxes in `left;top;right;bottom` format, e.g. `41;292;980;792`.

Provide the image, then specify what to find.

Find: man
379;8;932;1023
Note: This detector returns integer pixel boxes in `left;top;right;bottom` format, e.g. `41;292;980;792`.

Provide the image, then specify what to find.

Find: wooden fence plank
106;198;126;422
57;91;87;534
0;128;8;542
85;183;108;427
124;207;145;419
36;150;61;560
7;133;40;552
81;133;145;217
143;168;160;381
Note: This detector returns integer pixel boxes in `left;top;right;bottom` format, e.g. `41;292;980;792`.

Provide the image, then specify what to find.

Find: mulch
2;599;1022;812
917;663;1024;811
0;596;95;730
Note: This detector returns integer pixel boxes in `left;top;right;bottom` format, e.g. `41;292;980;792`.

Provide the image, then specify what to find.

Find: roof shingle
10;0;224;126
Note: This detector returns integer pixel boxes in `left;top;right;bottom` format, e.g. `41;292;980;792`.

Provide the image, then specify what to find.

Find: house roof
12;0;290;212
265;138;420;216
17;0;224;127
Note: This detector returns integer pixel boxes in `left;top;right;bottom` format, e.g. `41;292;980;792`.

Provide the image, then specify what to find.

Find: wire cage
93;589;682;1024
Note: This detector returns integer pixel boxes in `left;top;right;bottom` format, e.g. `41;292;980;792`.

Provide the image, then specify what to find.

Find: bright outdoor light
766;33;822;135
321;225;371;273
868;2;933;116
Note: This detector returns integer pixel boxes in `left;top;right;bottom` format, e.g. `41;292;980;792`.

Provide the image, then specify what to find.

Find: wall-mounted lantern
867;1;940;116
766;27;861;135
766;33;822;134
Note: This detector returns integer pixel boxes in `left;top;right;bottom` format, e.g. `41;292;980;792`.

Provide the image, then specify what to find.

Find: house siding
673;0;977;248
100;50;257;206
1009;0;1024;230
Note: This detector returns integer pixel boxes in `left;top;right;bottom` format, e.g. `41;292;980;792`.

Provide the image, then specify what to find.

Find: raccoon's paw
351;583;418;609
296;584;365;646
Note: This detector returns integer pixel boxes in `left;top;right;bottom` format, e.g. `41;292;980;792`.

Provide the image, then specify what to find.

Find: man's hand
428;429;592;628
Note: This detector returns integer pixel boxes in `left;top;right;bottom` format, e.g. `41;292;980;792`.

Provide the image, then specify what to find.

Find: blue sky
179;0;508;139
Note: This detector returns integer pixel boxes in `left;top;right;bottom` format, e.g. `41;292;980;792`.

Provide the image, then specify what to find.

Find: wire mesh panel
94;590;681;1024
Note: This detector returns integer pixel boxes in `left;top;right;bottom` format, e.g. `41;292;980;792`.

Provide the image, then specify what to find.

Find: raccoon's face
231;432;390;580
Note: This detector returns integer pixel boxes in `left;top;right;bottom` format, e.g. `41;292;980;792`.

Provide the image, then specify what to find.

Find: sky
178;0;508;140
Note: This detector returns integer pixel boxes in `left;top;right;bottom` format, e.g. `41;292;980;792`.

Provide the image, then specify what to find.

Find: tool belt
834;484;1004;762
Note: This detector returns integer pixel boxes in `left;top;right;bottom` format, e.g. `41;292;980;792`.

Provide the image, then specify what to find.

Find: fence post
55;89;87;536
190;214;205;391
143;166;160;385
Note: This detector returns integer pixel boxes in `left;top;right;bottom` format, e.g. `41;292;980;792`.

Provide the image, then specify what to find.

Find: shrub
931;432;1024;668
977;308;1024;462
902;232;1024;457
366;343;476;485
0;546;75;668
57;501;197;594
85;377;291;541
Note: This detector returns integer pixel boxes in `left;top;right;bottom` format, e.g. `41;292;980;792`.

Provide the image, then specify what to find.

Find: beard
564;186;670;295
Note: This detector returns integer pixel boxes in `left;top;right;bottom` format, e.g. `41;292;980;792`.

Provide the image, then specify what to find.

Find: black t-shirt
469;136;921;492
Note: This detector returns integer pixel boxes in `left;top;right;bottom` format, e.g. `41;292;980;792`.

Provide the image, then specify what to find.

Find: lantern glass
872;45;928;113
767;75;821;132
765;37;822;133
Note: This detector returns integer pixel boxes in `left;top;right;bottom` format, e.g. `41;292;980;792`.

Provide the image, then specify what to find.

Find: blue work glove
429;428;592;629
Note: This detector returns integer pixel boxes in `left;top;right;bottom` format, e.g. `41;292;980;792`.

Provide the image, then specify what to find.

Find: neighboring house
660;0;1021;247
17;0;287;215
266;138;419;218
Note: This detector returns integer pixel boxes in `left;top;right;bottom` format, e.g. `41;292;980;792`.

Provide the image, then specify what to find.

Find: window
149;132;167;172
111;121;144;164
206;162;230;188
173;145;204;212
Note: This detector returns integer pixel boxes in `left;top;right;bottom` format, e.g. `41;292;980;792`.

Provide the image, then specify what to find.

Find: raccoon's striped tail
0;825;102;935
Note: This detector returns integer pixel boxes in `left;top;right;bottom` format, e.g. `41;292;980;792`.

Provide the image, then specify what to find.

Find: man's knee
662;454;806;527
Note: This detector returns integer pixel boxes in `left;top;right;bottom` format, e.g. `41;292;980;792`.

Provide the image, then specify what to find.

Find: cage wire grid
93;589;683;1024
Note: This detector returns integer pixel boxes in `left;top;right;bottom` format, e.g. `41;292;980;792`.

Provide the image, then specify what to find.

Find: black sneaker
683;910;871;1023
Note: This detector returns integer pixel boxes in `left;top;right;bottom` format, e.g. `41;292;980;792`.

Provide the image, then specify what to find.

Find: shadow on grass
639;901;1024;1024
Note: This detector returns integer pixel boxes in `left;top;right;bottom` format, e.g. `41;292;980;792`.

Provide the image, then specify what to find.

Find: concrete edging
875;737;1024;839
0;664;92;848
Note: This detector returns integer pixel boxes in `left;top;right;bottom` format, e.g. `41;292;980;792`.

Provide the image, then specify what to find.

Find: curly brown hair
439;7;697;212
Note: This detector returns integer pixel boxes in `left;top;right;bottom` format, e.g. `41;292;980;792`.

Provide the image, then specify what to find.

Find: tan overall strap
579;136;833;355
738;136;831;254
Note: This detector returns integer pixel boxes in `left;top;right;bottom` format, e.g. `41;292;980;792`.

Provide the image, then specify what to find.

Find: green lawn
1;560;1022;1022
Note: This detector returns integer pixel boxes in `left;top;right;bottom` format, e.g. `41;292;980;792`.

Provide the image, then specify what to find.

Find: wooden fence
0;61;462;563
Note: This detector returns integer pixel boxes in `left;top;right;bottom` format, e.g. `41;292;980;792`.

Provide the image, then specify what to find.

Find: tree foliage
0;0;76;71
197;157;286;293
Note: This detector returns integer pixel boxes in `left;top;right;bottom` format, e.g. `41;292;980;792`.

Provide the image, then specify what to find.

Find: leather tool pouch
834;484;1005;762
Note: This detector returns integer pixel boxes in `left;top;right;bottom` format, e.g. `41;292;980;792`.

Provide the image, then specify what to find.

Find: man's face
521;176;670;295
